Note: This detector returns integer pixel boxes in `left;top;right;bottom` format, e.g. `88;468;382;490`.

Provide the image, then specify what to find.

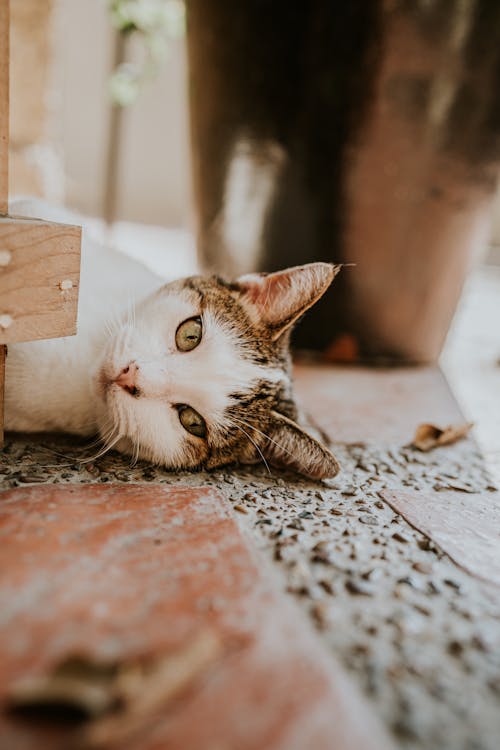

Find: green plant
108;0;185;106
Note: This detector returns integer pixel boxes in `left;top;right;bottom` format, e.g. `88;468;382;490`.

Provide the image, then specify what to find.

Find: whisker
230;414;298;464
227;418;272;476
78;431;122;464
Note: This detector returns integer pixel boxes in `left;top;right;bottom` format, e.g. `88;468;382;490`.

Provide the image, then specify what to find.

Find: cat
5;203;340;479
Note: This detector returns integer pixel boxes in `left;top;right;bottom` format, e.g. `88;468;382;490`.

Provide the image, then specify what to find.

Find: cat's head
95;262;340;479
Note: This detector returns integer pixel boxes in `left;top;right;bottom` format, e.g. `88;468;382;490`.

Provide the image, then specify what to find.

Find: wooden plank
0;217;81;343
0;0;8;214
0;344;4;446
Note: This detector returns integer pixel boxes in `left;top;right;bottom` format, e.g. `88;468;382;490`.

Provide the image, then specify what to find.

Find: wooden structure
0;0;81;444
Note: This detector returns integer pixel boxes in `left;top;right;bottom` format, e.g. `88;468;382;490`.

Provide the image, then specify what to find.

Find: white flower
107;0;185;106
109;64;141;106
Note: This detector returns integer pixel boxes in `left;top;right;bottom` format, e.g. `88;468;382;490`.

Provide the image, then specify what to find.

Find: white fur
5;201;274;468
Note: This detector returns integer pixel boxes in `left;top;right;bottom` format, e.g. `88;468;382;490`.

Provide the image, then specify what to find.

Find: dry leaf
411;422;473;452
6;629;223;747
6;656;120;720
85;629;222;748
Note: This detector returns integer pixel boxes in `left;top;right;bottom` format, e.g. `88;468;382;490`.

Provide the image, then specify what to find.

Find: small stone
412;561;432;574
330;508;343;516
448;639;463;656
417;538;434;551
361;568;382;582
318;579;335;595
392;531;410;543
234;504;248;514
85;464;100;477
311;602;330;629
413;603;431;616
243;493;256;502
359;515;379;526
345;579;374;596
311;542;335;564
18;474;47;484
114;472;131;482
396;576;416;587
287;519;305;531
342;485;358;496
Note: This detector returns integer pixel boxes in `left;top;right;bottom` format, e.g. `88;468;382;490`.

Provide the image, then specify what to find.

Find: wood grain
0;217;81;343
0;344;4;446
0;0;8;215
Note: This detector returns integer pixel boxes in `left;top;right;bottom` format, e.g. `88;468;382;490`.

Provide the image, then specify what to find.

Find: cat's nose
115;362;139;395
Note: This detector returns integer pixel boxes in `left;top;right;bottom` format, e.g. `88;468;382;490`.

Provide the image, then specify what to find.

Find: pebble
359;515;379;526
311;547;335;565
233;504;248;514
311;602;330;629
342;485;358;496
18;474;47;484
412;561;433;574
345;579;374;596
392;531;410;543
287;519;305;531
318;579;335;595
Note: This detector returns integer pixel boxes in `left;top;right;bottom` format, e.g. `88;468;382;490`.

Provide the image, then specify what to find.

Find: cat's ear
262;410;340;479
236;262;341;340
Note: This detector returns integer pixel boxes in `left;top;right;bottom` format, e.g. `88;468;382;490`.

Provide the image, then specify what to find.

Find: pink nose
115;362;139;395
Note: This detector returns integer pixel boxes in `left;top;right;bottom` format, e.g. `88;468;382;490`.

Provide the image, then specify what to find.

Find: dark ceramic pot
186;0;500;362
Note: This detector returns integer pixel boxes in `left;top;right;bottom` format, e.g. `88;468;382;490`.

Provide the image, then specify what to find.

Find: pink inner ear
240;273;290;316
237;263;338;332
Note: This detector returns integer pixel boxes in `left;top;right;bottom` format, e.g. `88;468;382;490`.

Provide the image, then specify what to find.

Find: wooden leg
0;344;5;447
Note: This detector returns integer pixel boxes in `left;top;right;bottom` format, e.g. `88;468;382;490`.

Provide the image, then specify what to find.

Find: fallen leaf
6;629;223;745
6;656;120;720
85;629;223;748
411;422;473;452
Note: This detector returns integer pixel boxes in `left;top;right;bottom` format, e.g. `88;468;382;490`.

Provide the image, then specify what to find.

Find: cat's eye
176;316;202;352
176;405;207;438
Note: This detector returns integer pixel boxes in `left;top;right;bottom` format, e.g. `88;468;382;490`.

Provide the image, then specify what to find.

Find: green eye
176;316;202;352
177;405;207;438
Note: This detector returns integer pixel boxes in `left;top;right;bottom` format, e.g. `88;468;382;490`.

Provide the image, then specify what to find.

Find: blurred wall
9;0;58;199
8;0;500;246
491;189;500;249
54;0;192;228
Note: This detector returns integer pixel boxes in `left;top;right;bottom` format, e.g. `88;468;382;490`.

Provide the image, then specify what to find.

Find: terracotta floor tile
294;363;463;443
382;488;500;587
0;484;393;750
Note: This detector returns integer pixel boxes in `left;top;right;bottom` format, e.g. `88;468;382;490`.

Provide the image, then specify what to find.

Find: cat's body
5;202;340;479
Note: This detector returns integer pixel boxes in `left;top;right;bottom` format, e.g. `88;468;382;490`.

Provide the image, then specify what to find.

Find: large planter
186;1;500;362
